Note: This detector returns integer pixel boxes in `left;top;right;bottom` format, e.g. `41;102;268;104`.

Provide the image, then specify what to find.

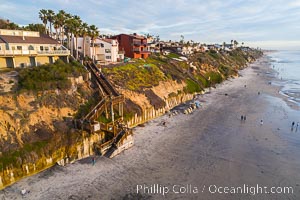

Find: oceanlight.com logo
135;183;294;196
207;184;294;195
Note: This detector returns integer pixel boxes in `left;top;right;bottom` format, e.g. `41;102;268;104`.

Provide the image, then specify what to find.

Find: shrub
184;79;202;93
103;61;165;91
18;59;87;91
205;71;223;84
195;75;209;88
219;64;232;77
208;50;219;59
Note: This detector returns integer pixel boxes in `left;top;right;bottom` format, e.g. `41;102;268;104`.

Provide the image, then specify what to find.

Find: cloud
1;0;300;49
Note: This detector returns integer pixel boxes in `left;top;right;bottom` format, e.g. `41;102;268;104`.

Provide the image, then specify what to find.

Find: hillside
102;48;262;123
0;48;262;189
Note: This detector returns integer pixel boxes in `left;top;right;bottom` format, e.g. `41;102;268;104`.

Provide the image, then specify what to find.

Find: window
45;47;49;51
28;45;34;50
17;46;22;50
78;46;82;49
100;43;104;48
40;46;44;51
12;46;15;50
0;46;1;50
105;49;111;53
106;56;111;59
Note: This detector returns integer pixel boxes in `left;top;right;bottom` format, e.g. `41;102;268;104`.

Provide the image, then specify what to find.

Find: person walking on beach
241;115;244;121
244;115;246;121
260;119;263;126
291;121;295;131
92;157;96;166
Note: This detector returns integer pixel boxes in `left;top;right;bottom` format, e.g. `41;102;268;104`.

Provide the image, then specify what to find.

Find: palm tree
155;35;160;43
64;15;81;58
65;17;75;56
89;25;99;61
47;9;55;37
72;15;82;59
57;10;68;45
155;35;160;52
180;35;184;44
64;14;74;50
80;22;89;59
53;16;60;40
234;40;238;48
39;9;48;34
222;41;226;50
53;10;67;43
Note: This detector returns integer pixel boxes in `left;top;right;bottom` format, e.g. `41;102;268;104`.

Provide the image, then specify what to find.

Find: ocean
270;50;300;106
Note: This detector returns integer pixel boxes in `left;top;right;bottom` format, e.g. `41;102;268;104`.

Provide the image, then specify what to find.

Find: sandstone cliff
0;48;262;188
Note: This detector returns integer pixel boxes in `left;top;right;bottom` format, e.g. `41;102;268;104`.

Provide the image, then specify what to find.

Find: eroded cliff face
0;79;108;189
109;49;262;127
0;77;193;189
119;80;195;127
0;48;263;189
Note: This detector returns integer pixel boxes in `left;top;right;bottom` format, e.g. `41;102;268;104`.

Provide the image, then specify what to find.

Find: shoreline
2;54;300;199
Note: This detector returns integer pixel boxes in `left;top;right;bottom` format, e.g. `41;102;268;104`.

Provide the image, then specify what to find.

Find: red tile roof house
112;33;150;59
0;29;70;69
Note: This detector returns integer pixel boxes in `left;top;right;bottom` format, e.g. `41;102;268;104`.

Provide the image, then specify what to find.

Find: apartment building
76;37;124;64
0;29;70;69
112;33;150;59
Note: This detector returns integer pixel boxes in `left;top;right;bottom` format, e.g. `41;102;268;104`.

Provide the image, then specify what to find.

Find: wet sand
1;55;300;200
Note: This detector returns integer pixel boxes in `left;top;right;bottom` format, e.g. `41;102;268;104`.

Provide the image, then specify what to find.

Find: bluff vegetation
0;48;262;188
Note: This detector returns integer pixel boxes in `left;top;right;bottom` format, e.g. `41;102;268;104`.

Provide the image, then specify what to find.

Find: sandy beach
1;54;300;200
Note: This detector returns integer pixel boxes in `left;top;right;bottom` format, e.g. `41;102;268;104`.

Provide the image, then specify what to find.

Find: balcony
0;50;37;56
133;42;141;46
0;49;70;56
37;50;70;55
133;48;140;52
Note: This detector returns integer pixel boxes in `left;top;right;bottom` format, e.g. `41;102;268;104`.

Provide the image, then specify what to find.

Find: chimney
22;31;25;40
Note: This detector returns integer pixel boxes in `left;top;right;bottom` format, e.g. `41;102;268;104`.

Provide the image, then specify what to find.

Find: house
112;33;150;59
162;46;183;54
222;43;233;51
207;44;221;52
0;29;69;69
182;46;194;55
94;38;125;64
76;37;124;64
76;37;125;64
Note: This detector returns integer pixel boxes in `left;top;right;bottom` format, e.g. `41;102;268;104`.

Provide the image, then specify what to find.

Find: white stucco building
75;37;124;65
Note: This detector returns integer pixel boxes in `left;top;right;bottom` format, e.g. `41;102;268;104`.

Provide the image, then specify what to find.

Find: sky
0;0;300;50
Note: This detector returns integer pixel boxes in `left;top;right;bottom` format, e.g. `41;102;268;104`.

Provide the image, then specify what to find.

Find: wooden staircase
78;61;132;157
